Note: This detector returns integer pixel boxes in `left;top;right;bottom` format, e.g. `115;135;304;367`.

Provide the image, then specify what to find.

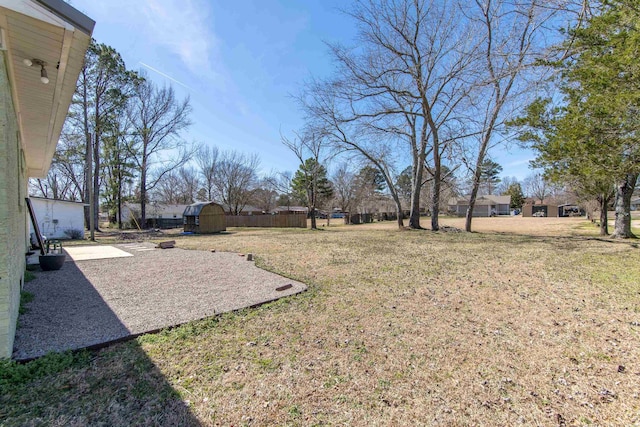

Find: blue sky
70;0;535;181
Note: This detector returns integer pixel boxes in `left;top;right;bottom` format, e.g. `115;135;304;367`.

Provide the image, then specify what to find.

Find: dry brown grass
4;218;640;426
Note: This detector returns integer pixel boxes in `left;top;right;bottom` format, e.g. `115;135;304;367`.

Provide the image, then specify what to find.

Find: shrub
63;228;84;239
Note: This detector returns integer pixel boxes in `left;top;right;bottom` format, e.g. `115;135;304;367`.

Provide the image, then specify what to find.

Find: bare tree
304;0;479;230
264;171;295;208
178;166;201;204
194;145;219;201
65;41;138;231
153;170;181;204
127;78;193;226
282;130;334;229
524;172;550;203
302;92;406;228
332;163;360;224
496;176;520;195
454;0;568;232
153;166;200;205
252;178;279;213
212;150;260;215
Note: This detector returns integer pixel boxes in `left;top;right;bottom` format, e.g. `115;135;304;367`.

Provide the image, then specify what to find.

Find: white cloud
141;0;217;75
75;0;218;76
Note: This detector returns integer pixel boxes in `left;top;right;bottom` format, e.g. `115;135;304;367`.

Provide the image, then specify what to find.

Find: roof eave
35;0;95;35
2;0;94;178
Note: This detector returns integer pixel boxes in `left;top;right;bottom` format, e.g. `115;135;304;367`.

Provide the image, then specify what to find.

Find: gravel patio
13;243;306;360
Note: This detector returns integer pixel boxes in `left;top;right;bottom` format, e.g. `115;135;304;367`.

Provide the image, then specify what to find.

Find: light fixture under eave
24;58;49;84
40;66;49;84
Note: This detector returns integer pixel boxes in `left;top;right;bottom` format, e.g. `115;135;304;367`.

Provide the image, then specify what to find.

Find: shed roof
183;201;222;217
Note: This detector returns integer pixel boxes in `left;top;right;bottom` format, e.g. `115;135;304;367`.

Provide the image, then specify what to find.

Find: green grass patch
0;350;91;390
23;269;36;282
18;291;34;315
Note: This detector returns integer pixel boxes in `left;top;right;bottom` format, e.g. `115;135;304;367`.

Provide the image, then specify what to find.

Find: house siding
0;54;27;358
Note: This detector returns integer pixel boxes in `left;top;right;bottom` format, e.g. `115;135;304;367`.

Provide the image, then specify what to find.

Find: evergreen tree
502;183;525;210
479;159;503;195
514;0;640;237
291;158;333;229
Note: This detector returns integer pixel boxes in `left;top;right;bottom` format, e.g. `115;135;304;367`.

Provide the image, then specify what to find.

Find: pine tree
291;158;333;229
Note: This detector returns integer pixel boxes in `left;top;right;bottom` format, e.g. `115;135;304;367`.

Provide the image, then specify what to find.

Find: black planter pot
39;253;66;271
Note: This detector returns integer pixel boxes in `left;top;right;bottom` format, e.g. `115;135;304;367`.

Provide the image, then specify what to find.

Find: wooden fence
225;213;307;228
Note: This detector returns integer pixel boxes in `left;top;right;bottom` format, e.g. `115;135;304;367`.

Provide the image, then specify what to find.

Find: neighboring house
220;204;264;215
30;197;86;239
119;202;189;229
631;198;640;211
448;195;511;217
273;206;308;215
0;0;94;357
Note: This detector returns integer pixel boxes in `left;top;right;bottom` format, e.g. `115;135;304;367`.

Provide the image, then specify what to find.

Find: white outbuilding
30;197;86;239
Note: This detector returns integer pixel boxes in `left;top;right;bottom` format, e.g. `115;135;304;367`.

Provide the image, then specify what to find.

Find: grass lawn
2;217;640;425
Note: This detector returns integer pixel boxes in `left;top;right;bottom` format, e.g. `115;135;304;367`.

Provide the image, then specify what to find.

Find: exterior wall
474;205;490;217
199;204;226;233
496;203;510;215
523;204;559;217
452;202;510;217
30;198;85;239
0;54;27;358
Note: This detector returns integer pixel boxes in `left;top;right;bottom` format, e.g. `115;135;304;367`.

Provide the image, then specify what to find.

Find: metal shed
183;202;226;233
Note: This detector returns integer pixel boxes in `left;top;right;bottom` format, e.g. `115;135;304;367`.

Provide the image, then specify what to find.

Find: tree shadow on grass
4;261;202;426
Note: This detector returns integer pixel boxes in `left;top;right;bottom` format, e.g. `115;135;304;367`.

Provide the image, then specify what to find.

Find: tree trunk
386;187;404;229
310;207;317;229
430;153;441;231
465;185;479;233
84;141;91;229
465;157;485;231
598;193;608;236
92;133;100;232
140;146;148;229
611;173;637;239
82;73;91;230
140;173;147;229
409;163;424;229
117;168;123;229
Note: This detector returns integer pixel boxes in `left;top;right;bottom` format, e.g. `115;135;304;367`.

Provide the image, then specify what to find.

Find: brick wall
0;53;27;358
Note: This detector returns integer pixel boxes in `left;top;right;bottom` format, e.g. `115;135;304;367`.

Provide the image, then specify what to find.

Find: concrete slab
13;246;307;360
64;245;134;261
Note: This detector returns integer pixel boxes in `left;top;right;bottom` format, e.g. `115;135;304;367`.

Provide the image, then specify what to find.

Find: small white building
30;197;86;239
